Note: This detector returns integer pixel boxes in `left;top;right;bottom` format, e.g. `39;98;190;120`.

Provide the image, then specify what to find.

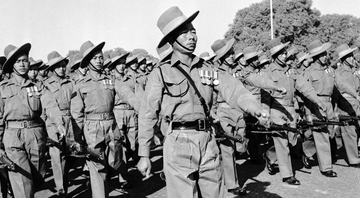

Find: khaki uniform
71;70;122;198
43;75;74;194
0;75;63;198
265;62;323;178
334;64;360;164
138;54;263;198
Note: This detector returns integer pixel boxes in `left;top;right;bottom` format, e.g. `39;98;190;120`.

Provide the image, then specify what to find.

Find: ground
35;144;360;198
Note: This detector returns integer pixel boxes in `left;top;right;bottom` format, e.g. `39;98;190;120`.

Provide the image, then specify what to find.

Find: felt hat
137;57;147;65
335;44;357;61
79;40;105;68
267;38;290;57
287;46;298;59
126;54;138;65
243;46;261;61
107;51;130;70
199;52;215;62
296;52;308;65
157;43;173;62
3;43;31;73
29;57;43;70
157;6;199;48
211;38;236;62
70;54;82;72
258;55;270;66
46;51;69;71
307;40;332;58
233;49;244;62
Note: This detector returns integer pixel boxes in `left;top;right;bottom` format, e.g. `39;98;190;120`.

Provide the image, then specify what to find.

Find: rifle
70;143;104;161
219;133;244;143
0;155;16;171
246;123;300;134
339;116;360;122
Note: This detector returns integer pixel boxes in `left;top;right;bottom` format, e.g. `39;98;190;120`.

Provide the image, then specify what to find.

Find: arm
247;73;285;93
115;77;141;112
70;83;85;143
295;75;324;108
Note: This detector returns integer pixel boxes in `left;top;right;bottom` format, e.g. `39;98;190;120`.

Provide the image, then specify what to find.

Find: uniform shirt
334;64;359;98
117;69;145;111
138;54;262;157
303;62;335;97
43;75;73;111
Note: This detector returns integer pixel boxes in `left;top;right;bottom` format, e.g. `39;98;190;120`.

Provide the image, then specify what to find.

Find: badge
213;71;219;86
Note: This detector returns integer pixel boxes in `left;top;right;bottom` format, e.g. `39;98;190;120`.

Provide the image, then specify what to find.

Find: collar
9;74;33;88
170;53;201;71
87;69;107;81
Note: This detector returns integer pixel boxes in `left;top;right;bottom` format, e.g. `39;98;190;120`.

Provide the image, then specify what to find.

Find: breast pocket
310;72;323;90
81;87;97;106
163;77;190;104
28;92;42;112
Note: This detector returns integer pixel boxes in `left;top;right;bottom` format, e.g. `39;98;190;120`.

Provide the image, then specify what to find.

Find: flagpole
270;0;274;39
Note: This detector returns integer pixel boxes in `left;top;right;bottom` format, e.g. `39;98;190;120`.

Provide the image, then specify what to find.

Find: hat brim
244;51;262;61
234;52;243;62
46;56;69;71
80;42;105;68
259;58;270;66
126;56;138;65
270;42;290;57
336;47;357;61
108;52;130;70
70;60;81;71
214;38;236;62
3;43;31;73
308;43;332;58
158;11;200;48
29;60;43;70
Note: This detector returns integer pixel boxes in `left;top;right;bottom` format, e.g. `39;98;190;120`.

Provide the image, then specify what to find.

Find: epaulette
0;80;10;87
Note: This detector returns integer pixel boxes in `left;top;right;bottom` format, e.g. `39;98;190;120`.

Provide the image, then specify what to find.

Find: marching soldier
0;43;66;198
137;6;269;198
37;62;49;82
27;57;43;83
145;59;154;75
69;54;87;85
264;38;327;185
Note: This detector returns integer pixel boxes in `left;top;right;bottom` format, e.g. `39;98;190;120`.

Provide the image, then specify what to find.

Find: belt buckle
198;119;206;131
23;121;28;128
101;113;108;120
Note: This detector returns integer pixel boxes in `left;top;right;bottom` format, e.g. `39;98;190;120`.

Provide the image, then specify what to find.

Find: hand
137;156;152;178
71;142;85;154
277;87;287;95
306;114;313;125
254;109;270;126
57;125;67;141
317;102;327;112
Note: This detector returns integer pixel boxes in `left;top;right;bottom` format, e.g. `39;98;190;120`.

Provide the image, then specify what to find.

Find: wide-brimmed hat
199;52;215;62
126;54;138;65
157;6;199;48
137;57;147;65
287;46;298;59
267;38;290;57
79;40;105;68
296;52;308;65
107;51;130;70
157;43;173;62
3;43;31;73
211;38;236;62
335;44;357;61
258;55;270;66
0;56;6;67
307;40;332;58
146;59;153;65
233;49;244;62
70;54;82;72
243;46;261;61
29;57;43;70
46;51;69;71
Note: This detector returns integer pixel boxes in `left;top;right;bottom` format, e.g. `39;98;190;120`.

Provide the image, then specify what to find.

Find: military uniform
138;54;264;198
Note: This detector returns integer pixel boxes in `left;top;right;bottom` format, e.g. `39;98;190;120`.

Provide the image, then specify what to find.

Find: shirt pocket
163;77;189;104
310;72;323;90
81;87;97;107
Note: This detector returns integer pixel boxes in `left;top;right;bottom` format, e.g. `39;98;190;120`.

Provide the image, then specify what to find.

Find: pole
270;0;274;39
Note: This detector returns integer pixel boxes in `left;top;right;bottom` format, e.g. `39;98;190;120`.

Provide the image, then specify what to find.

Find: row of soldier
0;5;360;198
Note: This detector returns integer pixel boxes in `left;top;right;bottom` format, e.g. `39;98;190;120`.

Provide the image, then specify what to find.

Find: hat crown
29;57;35;64
157;6;186;35
199;52;210;58
4;44;17;58
73;54;82;62
157;43;171;56
109;51;122;59
211;39;227;54
47;51;61;62
267;38;282;50
80;41;95;57
335;44;351;55
307;40;323;52
259;55;268;62
296;52;305;60
243;46;257;55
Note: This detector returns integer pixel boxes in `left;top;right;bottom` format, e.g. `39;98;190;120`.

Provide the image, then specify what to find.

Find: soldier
145;59;154;75
333;44;360;167
233;49;246;73
42;51;75;196
70;54;87;85
28;57;43;83
301;40;337;177
0;43;66;198
263;38;327;185
37;62;49;82
137;6;269;198
137;57;147;76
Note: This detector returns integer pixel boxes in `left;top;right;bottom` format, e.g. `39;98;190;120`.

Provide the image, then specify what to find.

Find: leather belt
114;103;134;110
274;99;294;107
172;119;210;131
6;120;43;129
317;95;331;102
86;112;114;120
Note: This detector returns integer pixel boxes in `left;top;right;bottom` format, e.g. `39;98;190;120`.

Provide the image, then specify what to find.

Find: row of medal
199;69;219;86
25;86;41;97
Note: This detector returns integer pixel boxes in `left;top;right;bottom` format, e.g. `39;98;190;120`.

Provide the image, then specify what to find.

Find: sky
1;0;360;62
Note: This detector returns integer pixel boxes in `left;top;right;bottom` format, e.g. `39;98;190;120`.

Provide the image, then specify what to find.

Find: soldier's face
116;63;126;73
90;51;104;70
54;61;67;77
224;49;234;66
13;54;29;75
344;54;355;67
28;69;38;79
139;63;146;71
318;52;327;65
147;64;153;72
277;49;287;63
172;23;197;53
78;66;88;75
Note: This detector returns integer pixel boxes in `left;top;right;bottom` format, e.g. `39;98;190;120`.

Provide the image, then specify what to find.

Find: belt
172;119;210;131
274;99;294;107
6;120;43;129
60;109;71;116
114;103;134;110
85;112;114;120
317;95;331;102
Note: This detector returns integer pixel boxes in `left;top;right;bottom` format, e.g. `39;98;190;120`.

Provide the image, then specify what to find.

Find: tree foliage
225;0;360;57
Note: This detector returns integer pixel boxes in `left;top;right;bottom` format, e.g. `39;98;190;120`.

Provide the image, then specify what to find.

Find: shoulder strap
173;64;210;118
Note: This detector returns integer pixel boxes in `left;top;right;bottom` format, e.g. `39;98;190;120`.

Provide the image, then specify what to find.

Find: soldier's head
295;52;307;69
108;51;130;75
80;41;105;72
233;49;245;67
258;55;270;69
267;38;289;67
307;40;331;66
146;59;154;73
335;44;357;68
211;38;236;67
286;46;297;67
28;57;42;80
3;43;31;76
46;51;68;78
243;46;260;68
138;57;147;72
156;43;173;63
126;55;138;71
157;6;199;55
